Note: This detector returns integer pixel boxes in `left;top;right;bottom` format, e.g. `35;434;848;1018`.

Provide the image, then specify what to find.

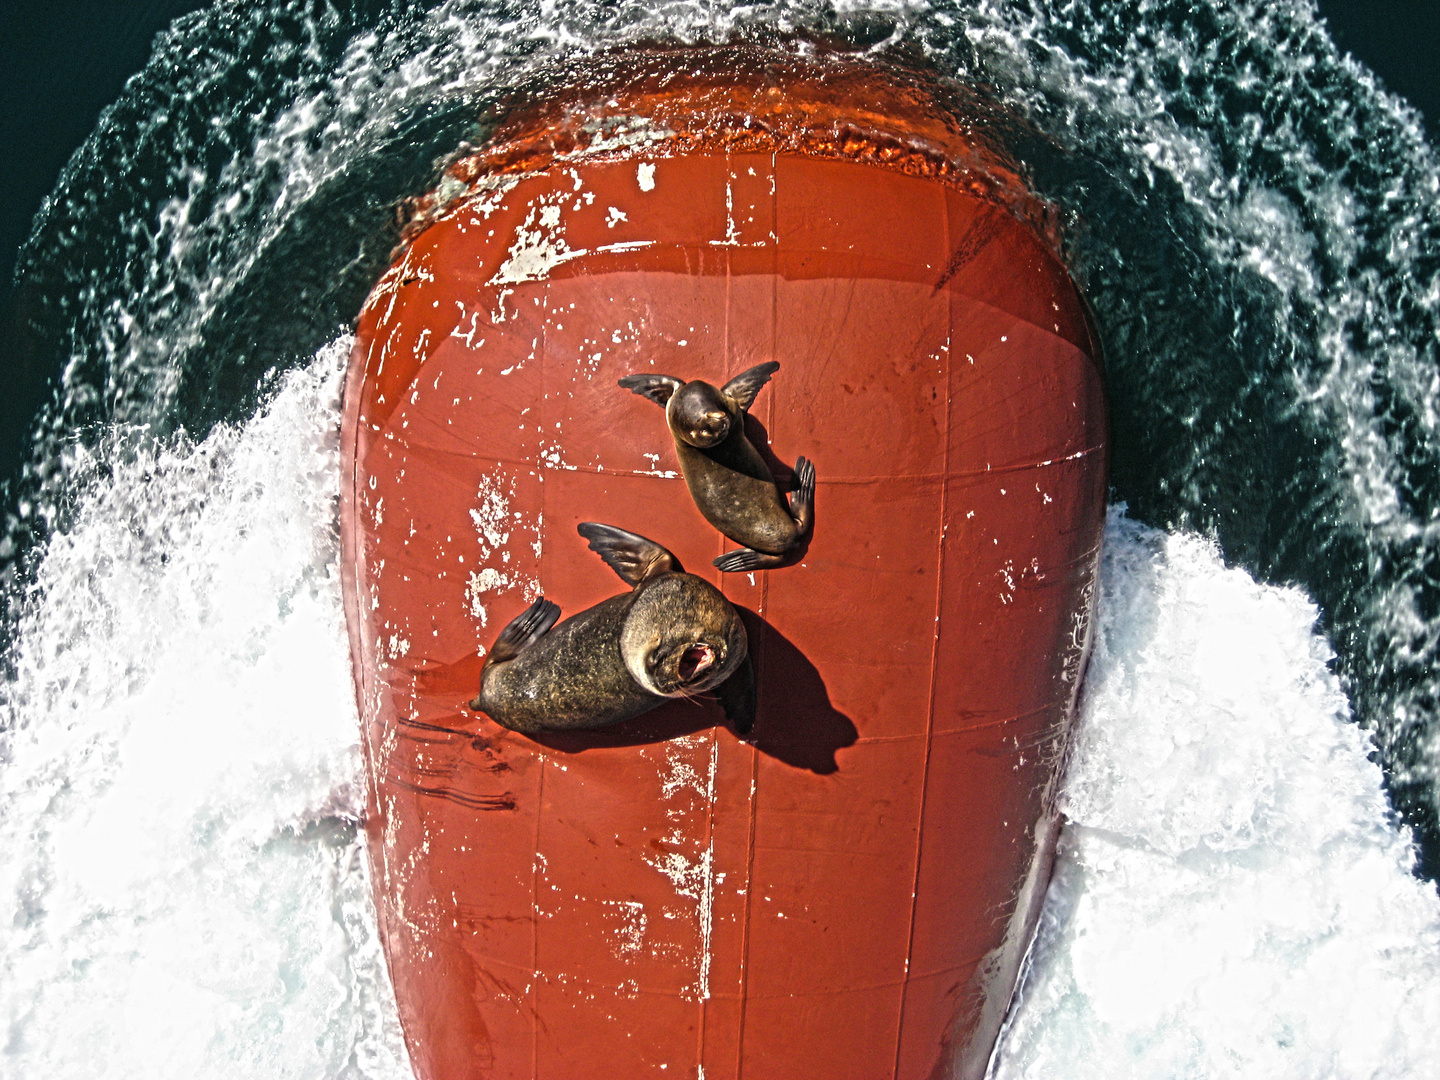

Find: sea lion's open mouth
678;644;716;682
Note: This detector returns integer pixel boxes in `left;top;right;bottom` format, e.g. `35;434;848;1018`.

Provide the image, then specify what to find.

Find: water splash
4;0;1440;1074
9;0;1439;871
0;342;409;1078
993;512;1440;1078
916;0;1440;872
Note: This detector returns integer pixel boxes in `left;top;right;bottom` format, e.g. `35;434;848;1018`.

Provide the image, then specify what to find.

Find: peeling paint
641;734;719;1001
469;471;513;557
577;114;673;154
462;174;521;221
491;196;579;284
465;467;542;625
600;899;648;960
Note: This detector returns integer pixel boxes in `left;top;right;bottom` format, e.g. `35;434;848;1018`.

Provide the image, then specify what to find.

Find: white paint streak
641;734;719;1001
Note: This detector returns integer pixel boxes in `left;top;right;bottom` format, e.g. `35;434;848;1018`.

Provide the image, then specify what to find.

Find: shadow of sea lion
741;413;792;486
528;610;857;775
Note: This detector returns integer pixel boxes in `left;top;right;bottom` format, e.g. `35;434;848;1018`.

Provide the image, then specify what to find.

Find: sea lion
618;361;815;572
469;523;756;734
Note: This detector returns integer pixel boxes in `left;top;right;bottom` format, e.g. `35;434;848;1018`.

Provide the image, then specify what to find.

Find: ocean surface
3;2;1439;1077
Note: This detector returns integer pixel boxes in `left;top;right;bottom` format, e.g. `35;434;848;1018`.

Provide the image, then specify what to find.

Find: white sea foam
6;344;1438;1077
952;0;1440;830
0;341;408;1080
7;1;1440;1075
993;511;1440;1079
19;0;1437;822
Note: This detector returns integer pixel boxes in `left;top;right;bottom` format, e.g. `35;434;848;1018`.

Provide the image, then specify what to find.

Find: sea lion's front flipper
721;360;780;413
486;597;561;664
713;548;786;573
789;455;816;535
618;372;684;407
578;522;678;587
715;654;757;736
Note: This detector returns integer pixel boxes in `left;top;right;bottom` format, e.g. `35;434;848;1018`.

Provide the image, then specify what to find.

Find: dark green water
1;4;1438;865
5;0;1438;484
13;0;1439;876
1;3;1439;1073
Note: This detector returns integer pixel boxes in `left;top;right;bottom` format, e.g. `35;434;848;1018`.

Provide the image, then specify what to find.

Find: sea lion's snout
621;574;747;698
646;638;728;696
678;643;717;682
688;411;731;447
668;383;733;448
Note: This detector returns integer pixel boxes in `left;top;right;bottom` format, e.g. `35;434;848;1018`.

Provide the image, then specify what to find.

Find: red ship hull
340;48;1107;1080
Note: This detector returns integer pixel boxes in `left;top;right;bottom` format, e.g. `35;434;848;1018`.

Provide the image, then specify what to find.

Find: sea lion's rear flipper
789;455;816;535
578;522;678;586
715;655;757;736
721;360;780;413
713;547;786;573
487;598;561;664
618;372;684;407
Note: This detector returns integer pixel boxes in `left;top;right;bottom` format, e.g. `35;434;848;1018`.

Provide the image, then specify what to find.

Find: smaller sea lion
618;361;815;572
469;523;755;734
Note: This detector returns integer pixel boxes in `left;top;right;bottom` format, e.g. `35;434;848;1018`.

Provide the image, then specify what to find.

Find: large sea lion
469;523;755;734
618;361;815;571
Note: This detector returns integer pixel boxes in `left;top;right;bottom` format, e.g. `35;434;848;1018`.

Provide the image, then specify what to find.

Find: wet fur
471;526;753;734
619;362;814;570
674;420;797;555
